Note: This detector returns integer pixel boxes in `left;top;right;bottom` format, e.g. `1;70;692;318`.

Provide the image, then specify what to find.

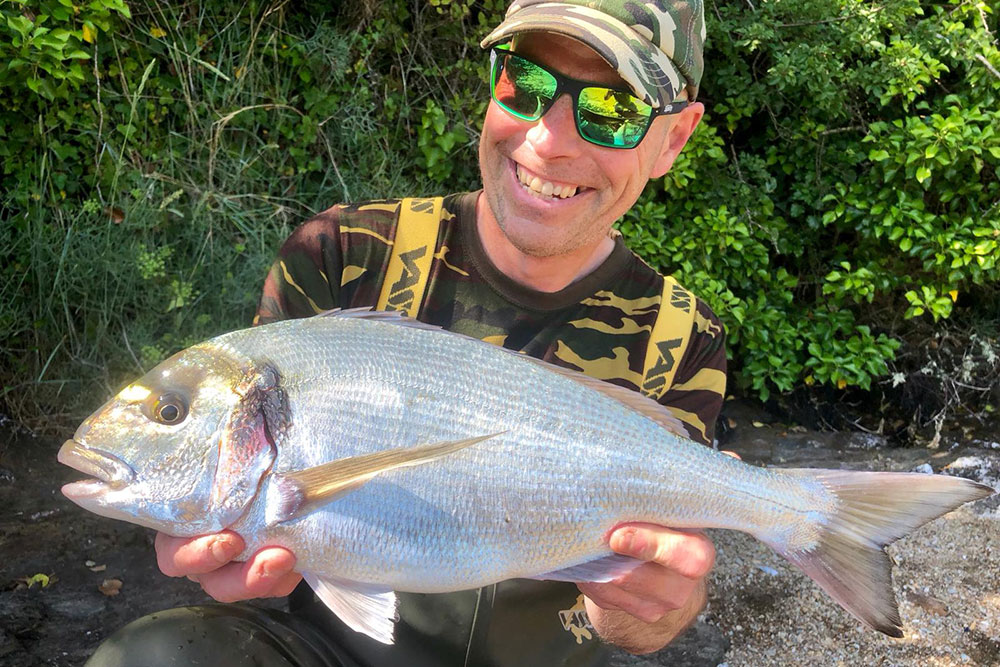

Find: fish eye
147;393;188;425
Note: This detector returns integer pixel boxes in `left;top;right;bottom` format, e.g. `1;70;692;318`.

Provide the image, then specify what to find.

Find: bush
0;0;501;428
622;0;1000;415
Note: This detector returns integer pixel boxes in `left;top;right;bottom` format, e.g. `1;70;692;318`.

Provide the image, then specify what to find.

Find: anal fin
529;552;644;583
302;572;397;644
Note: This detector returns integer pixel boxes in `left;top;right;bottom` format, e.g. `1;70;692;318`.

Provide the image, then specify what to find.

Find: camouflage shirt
255;191;727;666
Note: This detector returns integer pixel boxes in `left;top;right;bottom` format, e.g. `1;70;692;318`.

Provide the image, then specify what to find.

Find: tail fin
774;470;992;637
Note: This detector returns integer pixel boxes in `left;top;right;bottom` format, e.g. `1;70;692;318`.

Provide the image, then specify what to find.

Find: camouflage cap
480;0;705;107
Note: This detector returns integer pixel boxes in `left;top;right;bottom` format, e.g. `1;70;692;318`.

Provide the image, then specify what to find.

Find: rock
48;592;107;619
0;591;45;637
943;455;1000;488
971;439;1000;451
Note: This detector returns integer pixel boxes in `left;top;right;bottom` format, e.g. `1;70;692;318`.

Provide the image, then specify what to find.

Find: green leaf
25;573;51;588
915;166;931;183
7;15;33;39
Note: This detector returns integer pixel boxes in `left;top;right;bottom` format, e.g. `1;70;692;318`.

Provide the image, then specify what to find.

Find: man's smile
513;161;585;200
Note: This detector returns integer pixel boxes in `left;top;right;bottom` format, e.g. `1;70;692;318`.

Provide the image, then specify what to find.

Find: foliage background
2;0;998;437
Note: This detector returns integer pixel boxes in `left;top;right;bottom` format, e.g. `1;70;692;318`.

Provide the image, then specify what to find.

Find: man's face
478;33;701;260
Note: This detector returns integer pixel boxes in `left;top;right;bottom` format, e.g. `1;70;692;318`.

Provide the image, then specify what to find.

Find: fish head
59;342;288;536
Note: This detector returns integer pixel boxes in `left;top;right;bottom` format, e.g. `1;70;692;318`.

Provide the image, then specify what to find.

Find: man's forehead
512;32;630;89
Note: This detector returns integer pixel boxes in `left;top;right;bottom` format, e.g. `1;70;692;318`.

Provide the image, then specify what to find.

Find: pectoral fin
302;572;398;644
269;433;502;524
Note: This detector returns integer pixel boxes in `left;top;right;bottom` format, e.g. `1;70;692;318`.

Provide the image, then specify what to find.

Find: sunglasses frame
489;45;689;150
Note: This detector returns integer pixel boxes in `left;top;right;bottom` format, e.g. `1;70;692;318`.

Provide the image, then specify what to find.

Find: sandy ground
706;510;1000;666
700;426;1000;667
2;416;999;666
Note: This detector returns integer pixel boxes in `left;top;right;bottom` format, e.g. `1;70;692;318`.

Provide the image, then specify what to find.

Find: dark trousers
83;582;612;666
84;604;357;667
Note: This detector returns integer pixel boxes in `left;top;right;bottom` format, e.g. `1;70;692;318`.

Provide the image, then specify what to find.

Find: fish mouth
58;439;136;495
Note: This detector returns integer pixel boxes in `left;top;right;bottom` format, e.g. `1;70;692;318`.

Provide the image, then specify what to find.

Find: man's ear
650;102;704;179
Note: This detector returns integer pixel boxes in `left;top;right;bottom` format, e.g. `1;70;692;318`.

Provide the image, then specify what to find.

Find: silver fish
59;310;992;643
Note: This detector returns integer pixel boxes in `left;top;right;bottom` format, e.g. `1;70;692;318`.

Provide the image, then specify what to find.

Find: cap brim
480;4;685;107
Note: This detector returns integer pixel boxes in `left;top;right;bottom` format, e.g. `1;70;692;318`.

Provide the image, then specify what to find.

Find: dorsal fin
312;309;691;440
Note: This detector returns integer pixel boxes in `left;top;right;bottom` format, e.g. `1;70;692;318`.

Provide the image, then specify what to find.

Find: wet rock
48;591;108;619
943;455;1000;488
0;591;45;637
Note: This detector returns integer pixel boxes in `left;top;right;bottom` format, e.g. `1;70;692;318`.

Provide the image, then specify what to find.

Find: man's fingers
194;547;299;602
579;577;684;625
609;524;715;580
155;531;245;577
577;581;624;613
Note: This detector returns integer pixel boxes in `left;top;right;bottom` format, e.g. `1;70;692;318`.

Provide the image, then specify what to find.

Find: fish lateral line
267;432;505;524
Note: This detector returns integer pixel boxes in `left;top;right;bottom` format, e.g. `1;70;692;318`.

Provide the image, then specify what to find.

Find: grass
1;2;483;431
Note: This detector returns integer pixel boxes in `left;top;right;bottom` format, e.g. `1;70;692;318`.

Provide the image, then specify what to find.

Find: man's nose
525;94;583;158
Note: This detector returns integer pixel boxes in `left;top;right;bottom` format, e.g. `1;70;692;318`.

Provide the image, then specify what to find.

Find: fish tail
773;470;992;637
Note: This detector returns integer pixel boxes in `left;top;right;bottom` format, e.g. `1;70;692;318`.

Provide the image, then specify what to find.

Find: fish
58;309;992;644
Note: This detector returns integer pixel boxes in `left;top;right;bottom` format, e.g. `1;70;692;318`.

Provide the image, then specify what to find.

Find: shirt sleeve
254;206;346;326
658;298;727;446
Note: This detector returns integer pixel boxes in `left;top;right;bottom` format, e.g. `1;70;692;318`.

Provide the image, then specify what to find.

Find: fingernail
261;559;289;581
611;528;635;554
209;537;233;564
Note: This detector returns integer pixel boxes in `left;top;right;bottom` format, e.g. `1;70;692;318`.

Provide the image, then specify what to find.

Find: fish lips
58;439;136;498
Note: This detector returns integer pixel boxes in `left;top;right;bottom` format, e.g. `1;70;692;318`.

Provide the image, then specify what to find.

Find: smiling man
85;2;728;666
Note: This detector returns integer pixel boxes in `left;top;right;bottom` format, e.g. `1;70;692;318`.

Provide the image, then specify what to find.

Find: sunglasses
489;45;688;150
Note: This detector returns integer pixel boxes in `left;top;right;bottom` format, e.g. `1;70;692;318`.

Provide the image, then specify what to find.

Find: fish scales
216;317;820;590
59;310;993;642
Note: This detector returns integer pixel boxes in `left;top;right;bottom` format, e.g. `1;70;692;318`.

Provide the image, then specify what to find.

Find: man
86;1;727;665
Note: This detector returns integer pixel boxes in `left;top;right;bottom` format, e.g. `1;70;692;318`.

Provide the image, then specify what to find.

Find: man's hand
580;451;737;653
155;531;301;602
580;523;714;623
578;524;715;654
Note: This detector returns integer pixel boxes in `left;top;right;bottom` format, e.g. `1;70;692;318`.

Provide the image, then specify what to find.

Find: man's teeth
516;165;578;199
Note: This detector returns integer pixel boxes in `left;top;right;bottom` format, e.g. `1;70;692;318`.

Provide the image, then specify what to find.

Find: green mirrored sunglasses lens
492;52;557;121
577;87;653;148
